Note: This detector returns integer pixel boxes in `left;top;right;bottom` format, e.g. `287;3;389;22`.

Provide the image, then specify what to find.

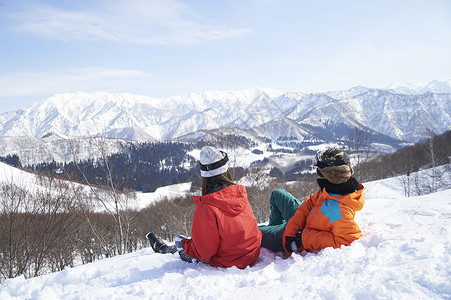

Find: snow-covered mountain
0;89;282;141
0;167;449;299
385;79;451;95
0;80;450;146
301;89;451;142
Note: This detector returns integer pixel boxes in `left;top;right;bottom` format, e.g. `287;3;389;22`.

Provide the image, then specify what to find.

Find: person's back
147;146;261;269
185;184;261;268
258;148;365;255
283;179;364;252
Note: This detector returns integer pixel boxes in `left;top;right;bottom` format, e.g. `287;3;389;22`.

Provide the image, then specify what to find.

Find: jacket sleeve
183;204;220;262
302;205;361;250
282;190;319;253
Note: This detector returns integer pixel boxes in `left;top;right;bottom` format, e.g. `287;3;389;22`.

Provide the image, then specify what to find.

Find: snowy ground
134;182;192;209
0;162;191;210
1;172;450;299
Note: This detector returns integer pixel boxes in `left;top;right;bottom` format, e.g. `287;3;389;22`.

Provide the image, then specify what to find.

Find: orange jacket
283;184;364;253
183;185;262;268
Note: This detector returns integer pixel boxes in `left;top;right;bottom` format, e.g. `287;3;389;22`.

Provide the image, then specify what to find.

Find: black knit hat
315;149;354;184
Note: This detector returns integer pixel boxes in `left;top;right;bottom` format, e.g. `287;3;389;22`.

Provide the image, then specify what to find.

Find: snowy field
134;182;192;208
0;162;191;210
1;171;450;299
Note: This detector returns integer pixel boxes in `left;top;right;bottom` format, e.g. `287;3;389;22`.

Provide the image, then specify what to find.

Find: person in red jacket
147;146;262;269
258;148;364;255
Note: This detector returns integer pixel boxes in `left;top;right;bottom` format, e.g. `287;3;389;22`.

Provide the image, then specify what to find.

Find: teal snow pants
258;189;301;252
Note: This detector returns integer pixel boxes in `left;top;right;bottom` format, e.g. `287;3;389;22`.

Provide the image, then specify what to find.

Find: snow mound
1;182;450;299
134;182;192;208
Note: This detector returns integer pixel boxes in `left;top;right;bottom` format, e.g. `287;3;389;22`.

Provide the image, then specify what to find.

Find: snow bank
134;182;192;209
0;162;37;187
1;178;450;299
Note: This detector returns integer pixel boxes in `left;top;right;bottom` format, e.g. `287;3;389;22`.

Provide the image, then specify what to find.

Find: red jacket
183;185;262;268
283;184;364;253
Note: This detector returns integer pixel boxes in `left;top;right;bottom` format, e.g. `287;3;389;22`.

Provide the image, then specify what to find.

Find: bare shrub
138;194;195;243
70;137;138;256
0;181;35;280
246;174;317;224
0;175;87;280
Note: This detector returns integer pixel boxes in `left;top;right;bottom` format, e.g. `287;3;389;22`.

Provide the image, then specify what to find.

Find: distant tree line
195;134;258;149
355;130;451;196
27;142;199;193
0;154;21;167
2;130;450;193
356;130;451;182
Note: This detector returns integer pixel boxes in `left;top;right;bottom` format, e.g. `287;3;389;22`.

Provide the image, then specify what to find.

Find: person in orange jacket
258;149;364;255
147;146;262;269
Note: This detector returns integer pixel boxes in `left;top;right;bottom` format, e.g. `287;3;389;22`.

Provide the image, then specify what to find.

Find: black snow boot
146;232;177;254
178;250;194;263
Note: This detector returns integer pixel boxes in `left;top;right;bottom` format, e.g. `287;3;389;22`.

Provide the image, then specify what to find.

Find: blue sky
0;0;450;113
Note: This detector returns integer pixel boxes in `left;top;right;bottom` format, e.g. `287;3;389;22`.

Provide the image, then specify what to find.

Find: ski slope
0;162;189;210
1;171;450;299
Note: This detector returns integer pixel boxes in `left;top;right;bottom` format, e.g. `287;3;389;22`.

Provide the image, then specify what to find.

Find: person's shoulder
310;188;323;200
220;183;246;193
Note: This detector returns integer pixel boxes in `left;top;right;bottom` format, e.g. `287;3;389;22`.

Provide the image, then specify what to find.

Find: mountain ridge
0;81;450;146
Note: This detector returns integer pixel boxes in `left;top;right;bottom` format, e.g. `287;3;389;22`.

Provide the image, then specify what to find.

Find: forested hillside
28;142;198;192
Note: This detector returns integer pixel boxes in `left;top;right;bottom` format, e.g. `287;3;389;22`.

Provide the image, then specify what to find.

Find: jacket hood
324;184;365;212
192;185;247;216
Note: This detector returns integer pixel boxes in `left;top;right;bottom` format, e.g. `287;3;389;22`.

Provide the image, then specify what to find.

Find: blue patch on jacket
320;199;342;223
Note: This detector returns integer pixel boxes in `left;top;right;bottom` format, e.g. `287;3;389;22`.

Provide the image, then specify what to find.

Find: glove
175;235;188;251
295;230;303;249
284;230;303;253
284;236;295;254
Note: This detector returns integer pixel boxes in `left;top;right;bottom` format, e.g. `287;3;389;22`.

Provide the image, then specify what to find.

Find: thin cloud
8;6;118;42
5;0;252;45
0;68;151;98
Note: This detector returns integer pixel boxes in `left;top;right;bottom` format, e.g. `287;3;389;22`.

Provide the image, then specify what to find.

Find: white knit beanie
199;146;229;177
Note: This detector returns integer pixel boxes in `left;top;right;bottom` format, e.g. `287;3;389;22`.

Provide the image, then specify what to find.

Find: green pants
258;189;301;252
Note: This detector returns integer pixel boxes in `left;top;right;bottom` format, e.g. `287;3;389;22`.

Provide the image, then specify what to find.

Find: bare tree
0;171;88;281
0;180;36;280
69;136;137;257
399;171;412;197
421;130;444;193
138;193;195;245
347;126;371;181
30;175;85;276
